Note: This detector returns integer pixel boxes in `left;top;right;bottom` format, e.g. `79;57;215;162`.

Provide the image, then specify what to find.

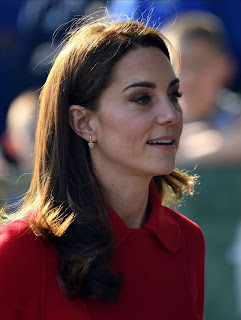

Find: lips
147;136;175;145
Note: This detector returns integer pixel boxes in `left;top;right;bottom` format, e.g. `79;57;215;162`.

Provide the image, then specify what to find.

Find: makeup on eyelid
128;91;183;106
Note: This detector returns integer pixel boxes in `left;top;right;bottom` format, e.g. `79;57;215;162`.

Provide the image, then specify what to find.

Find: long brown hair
1;16;196;301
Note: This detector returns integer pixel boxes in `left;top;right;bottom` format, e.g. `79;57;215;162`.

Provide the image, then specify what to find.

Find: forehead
110;47;176;89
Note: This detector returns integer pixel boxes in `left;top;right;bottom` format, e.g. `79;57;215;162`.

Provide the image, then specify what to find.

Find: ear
69;105;96;142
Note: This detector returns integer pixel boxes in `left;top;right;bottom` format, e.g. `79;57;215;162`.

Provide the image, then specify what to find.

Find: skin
179;38;231;121
69;47;183;228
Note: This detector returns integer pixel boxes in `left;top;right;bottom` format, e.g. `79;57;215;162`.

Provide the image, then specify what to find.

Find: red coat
0;184;205;319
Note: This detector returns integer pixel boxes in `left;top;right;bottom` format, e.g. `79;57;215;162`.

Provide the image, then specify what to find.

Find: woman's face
91;46;183;178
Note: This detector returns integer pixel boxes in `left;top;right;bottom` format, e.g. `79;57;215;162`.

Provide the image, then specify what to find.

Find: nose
155;98;182;126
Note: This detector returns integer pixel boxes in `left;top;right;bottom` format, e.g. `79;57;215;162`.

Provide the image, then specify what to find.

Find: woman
0;17;205;320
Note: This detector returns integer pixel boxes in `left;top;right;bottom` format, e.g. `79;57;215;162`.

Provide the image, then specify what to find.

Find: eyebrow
169;78;180;88
122;78;180;92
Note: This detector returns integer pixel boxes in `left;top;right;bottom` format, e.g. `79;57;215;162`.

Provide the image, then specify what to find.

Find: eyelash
129;91;183;106
169;91;183;103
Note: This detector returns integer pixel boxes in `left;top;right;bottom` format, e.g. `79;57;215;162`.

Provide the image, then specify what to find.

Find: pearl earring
88;135;94;149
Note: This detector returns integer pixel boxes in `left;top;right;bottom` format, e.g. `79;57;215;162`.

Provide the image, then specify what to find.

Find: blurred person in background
172;0;241;93
2;89;39;173
0;89;39;207
164;11;241;167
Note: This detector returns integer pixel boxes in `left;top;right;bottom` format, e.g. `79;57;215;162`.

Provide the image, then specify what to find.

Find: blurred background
0;1;240;319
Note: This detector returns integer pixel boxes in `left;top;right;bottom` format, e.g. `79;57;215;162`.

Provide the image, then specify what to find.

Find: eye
169;91;183;103
129;93;151;106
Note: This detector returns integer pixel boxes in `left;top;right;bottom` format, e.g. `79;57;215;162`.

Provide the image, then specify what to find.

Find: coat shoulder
0;219;45;257
162;206;205;246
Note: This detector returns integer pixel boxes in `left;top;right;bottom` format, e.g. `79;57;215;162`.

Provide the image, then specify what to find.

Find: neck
94;163;151;229
106;181;150;229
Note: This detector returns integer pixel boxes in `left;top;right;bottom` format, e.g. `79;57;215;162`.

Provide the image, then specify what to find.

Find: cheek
97;109;152;142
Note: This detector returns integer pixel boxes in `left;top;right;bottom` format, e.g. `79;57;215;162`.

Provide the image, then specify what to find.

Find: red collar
108;182;183;253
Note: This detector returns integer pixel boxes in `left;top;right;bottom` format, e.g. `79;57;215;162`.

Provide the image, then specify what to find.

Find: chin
150;165;175;178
